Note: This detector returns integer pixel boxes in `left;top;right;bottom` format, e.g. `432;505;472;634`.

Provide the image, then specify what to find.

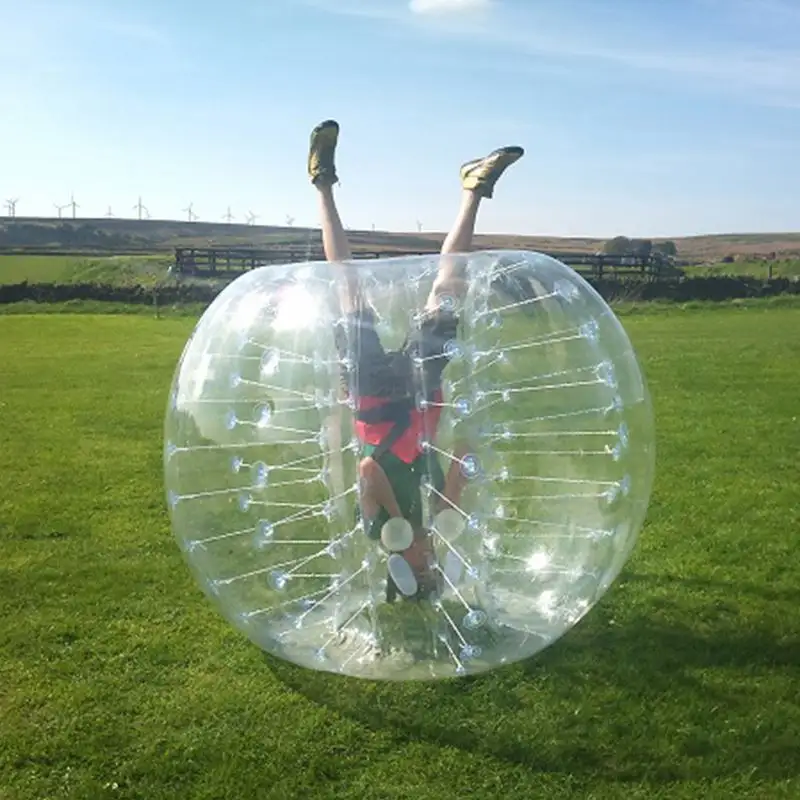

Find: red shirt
354;389;444;464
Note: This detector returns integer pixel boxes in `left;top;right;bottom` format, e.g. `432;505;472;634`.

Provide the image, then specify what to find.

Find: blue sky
1;0;799;237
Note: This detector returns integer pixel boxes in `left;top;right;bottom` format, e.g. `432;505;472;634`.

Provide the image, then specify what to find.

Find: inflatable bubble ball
163;250;655;681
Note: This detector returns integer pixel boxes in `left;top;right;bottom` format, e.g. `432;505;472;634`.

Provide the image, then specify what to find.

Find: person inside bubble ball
308;119;524;602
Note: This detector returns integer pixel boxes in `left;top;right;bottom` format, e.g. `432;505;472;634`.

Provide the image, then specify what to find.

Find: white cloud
409;0;492;15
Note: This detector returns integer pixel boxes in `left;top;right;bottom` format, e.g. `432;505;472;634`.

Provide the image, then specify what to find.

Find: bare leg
402;530;437;581
441;190;482;256
308;119;360;312
435;444;471;514
309;121;355;508
316;183;352;263
426;191;482;312
431;192;481;510
316;183;362;314
308;121;406;536
358;457;403;521
426;145;524;312
428;147;525;512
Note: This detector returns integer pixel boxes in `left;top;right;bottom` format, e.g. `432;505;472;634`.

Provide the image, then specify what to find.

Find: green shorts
361;445;446;541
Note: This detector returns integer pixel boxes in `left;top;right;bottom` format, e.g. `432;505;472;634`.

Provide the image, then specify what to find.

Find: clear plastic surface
164;251;655;680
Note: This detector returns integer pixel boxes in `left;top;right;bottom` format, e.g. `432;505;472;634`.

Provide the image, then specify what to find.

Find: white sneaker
387;554;418;597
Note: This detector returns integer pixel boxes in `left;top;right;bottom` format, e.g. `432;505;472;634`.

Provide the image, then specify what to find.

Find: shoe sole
461;145;525;173
387;554;419;597
312;119;339;135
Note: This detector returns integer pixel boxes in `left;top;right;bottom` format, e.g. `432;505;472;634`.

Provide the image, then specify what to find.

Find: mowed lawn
684;258;800;279
0;254;172;286
1;304;799;800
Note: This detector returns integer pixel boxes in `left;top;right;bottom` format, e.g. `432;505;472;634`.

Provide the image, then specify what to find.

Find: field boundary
172;245;668;280
1;275;798;308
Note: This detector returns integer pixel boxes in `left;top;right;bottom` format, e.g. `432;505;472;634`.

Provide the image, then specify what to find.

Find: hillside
2;217;799;260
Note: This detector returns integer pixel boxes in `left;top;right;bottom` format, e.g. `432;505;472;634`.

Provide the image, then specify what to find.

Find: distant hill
1;216;799;260
0;217;435;253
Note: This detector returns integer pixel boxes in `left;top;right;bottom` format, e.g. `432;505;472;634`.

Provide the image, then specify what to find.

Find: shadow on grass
267;570;800;784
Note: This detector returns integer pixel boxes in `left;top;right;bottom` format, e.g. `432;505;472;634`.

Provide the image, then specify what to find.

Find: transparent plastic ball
163;250;655;680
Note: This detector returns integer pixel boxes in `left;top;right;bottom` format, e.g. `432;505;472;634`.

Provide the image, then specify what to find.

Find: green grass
4;251;800;293
1;305;799;799
0;254;173;286
683;259;800;279
3;293;800;319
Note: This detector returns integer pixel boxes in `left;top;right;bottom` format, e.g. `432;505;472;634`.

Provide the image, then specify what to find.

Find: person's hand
402;533;435;574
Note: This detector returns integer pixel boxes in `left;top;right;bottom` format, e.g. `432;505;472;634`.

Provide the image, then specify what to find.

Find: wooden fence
173;246;672;280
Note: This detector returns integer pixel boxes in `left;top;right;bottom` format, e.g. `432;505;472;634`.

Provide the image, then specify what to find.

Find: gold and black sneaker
308;119;340;186
460;145;524;198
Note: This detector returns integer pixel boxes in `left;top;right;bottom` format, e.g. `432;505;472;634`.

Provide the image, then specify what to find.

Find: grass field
3;252;800;289
0;254;173;286
1;303;799;799
684;259;800;279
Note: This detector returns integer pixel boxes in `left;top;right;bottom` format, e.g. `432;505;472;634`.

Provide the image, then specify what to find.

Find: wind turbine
223;206;234;223
133;197;149;220
183;202;198;222
245;211;258;225
105;206;116;218
54;203;67;219
285;215;295;227
68;193;79;219
4;198;18;217
416;219;423;233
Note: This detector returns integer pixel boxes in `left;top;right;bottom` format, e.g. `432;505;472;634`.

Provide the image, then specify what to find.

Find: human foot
460;145;524;198
385;532;440;601
308;119;340;186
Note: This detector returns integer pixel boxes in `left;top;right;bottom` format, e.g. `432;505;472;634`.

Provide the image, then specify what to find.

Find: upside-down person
308;119;524;601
